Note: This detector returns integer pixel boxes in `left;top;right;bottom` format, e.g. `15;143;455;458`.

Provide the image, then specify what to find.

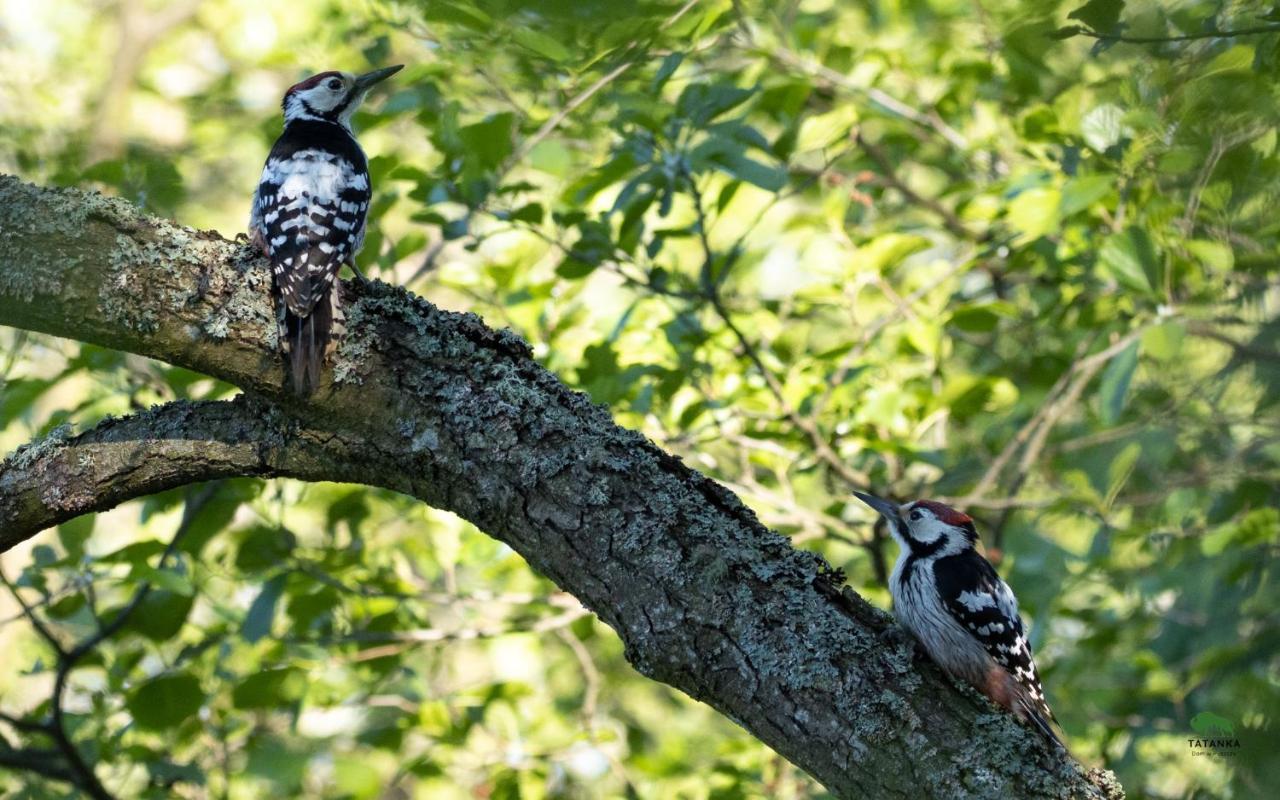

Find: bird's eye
909;510;923;521
327;79;342;90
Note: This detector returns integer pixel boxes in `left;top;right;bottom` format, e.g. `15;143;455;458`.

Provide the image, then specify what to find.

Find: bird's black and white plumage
249;65;402;394
853;492;1063;748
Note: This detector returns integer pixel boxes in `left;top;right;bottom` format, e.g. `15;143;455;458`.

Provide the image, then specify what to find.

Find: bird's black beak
853;491;901;523
354;65;404;92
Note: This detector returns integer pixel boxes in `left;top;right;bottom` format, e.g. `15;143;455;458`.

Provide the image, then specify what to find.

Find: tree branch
0;175;1122;799
1057;23;1280;44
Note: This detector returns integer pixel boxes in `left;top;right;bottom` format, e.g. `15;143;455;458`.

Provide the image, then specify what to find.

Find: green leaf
57;516;94;559
1098;339;1139;425
709;151;786;191
459;113;516;170
1141;322;1185;361
510;203;544;224
1067;0;1125;33
1081;104;1129;152
46;594;86;619
0;377;55;426
796;106;858;152
236;526;297;572
950;302;1014;333
421;2;493;29
233;667;305;709
676;84;753;126
128;674;204;730
556;256;597;279
1006;187;1061;241
130;564;195;597
334;756;384;799
245;736;307;788
1098;228;1155;293
512;28;571;62
243;574;286;644
1187;240;1234;272
651;53;683;91
1059;175;1113;217
853;233;931;273
101;540;166;564
1106;441;1141;505
127;590;192;641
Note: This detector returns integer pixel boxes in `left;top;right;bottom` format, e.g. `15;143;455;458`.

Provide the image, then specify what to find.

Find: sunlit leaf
1098;339;1140;425
1098;228;1155;293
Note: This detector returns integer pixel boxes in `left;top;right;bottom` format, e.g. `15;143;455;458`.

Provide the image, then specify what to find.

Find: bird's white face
280;66;402;130
897;501;976;551
283;72;362;128
854;493;978;555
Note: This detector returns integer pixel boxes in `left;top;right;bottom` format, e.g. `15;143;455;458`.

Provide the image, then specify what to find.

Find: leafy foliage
1;0;1279;798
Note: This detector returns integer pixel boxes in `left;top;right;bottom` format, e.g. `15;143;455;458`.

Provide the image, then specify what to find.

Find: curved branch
0;175;1123;799
0;396;390;548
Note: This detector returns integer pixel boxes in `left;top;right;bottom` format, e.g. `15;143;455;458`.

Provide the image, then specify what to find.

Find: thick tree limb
0;175;1123;799
0;398;369;547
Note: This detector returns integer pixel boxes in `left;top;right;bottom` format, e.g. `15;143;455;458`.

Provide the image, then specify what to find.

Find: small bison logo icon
1190;712;1235;738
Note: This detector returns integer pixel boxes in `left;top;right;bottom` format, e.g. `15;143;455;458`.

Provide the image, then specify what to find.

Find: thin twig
962;336;1095;504
1065;23;1280;44
811;258;971;419
857;133;980;240
1188;323;1280;363
762;45;968;151
5;483;221;800
506;59;636;171
683;165;872;492
557;628;601;732
0;565;68;657
315;604;590;662
0;710;51;735
0;747;77;785
983;331;1146;546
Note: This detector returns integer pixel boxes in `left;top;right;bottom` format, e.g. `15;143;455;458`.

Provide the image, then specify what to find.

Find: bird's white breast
890;553;993;685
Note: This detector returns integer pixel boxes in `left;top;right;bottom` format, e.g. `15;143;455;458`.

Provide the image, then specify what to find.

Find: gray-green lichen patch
2;423;73;473
332;294;380;385
199;254;275;345
0;178;89;301
0;249;66;301
0;176;92;237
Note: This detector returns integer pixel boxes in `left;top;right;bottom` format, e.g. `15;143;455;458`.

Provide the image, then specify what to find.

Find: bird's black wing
933;550;1055;724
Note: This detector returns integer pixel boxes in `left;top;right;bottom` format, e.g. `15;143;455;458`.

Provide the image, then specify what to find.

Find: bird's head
853;492;978;555
282;65;403;130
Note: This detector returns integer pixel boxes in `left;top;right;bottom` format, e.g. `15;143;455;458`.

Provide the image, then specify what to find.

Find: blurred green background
1;0;1278;798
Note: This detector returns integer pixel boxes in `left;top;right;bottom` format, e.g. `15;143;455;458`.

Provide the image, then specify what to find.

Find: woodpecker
852;492;1064;748
249;65;403;394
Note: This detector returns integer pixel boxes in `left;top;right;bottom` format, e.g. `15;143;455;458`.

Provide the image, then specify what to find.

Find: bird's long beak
853;491;901;522
355;65;404;92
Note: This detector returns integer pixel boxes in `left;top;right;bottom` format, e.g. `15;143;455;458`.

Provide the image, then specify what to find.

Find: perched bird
853;492;1063;748
249;65;403;394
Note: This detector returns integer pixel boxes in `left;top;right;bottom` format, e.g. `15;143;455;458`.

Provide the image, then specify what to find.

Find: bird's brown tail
281;282;344;396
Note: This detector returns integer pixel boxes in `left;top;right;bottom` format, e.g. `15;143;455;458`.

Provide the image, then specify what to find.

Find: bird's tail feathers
1017;696;1066;751
281;282;342;396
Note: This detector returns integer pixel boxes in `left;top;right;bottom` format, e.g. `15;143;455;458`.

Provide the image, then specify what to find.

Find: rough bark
0;175;1124;800
0;396;378;548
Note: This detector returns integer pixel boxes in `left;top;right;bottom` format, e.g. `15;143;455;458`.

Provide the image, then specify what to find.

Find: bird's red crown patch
914;500;972;526
286;71;343;95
